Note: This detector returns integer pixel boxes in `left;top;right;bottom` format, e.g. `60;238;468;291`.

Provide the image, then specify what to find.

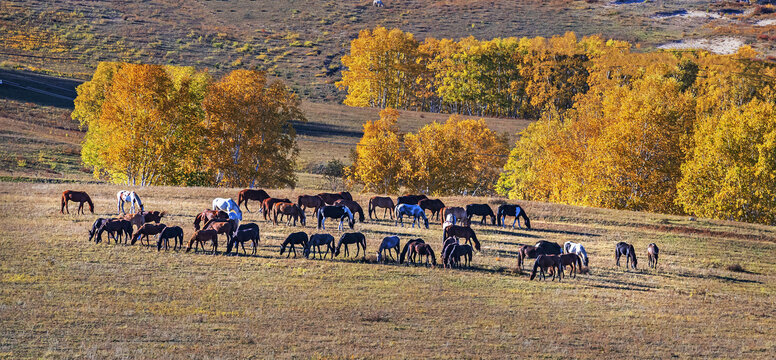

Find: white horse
373;0;384;7
564;241;589;267
213;198;243;221
116;190;143;215
376;236;400;263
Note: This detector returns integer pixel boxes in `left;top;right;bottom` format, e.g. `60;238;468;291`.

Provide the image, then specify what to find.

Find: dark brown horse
204;219;238;250
441;207;469;226
237;188;270;212
186;229;218;254
517;245;540;270
397;194;427;206
273;202;306;226
368;196;395;220
60;190;94;214
418;198;445;221
400;238;425;264
335;232;367;259
280;232;308;258
408;243;436;267
143;210;166;223
297;195;325;216
444;244;473;268
530;254;563;281
333;199;365;223
615;242;638;269
466;204;496;225
647;243;659;269
194;210;228;230
443;225;481;251
95;219;132;244
338;191;353;202
157;226;184;251
131;223;167;246
262;198;291;221
317;192;344;205
558;253;582;278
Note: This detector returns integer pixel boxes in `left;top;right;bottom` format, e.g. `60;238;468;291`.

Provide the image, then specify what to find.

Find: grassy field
1;181;775;358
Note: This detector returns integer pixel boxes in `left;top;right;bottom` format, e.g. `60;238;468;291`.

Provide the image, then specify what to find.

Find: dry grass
1;181;775;358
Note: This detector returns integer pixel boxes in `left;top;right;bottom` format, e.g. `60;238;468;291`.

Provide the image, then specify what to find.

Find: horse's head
299;210;306;226
423;216;429;229
303;245;311;258
524;217;531;229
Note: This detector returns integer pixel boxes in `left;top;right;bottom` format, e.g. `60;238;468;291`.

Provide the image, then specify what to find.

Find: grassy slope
1;182;775;358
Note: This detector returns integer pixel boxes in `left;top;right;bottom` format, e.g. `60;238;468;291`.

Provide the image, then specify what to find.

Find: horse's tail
368;198;374;220
496;206;503;226
530;258;540;280
238;191;245;207
193;214;201;231
358;208;365;223
440;207;446;225
470;231;481;252
60;192;66;213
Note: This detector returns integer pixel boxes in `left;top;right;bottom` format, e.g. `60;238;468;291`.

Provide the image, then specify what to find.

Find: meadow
1;181;775;358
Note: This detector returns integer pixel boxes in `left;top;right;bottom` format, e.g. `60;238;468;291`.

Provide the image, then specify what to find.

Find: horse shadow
528;227;601;238
478;228;542;239
663;270;762;284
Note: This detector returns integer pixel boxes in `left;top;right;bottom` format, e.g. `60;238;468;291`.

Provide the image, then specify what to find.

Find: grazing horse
237;189;270;212
497;204;531;229
394;204;429;229
226;223;260;255
564;241;589;267
376;236;401;263
316;205;354;231
273;203;306;226
441;207;468;226
95;219;131;244
120;212;146;230
441;236;459;266
407;243;436;267
517;245;541;270
333;199;365;223
535;240;562;255
397;194;427;206
558;253;582;278
466;204;496;225
194;210;228;230
443;225;481;251
204;219;238;251
131;223;167;246
297;195;325;216
60;190;94;215
143;210;166;223
88;218;109;243
445;244;473;268
304;233;335;259
368;196;395;220
418;198;445;221
335;232;367;259
317;192;344;205
116;190;144;215
647;243;659;269
399;238;425;264
280;232;308;258
186;229;218;254
213;198;242;221
157;226;184;251
530;254;563;281
262;198;291;221
615;242;637;269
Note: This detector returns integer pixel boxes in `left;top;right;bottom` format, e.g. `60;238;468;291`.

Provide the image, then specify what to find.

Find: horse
95;219;131;244
497;204;531;229
558;253;582;278
335;232;367;259
225;223;260;255
204;218;239;251
333;199;365;223
213;198;242;221
194;210;227;230
443;225;481;251
564;241;589;267
60;190;94;215
280;232;308;258
262;198;291;221
535;240;562;255
368;196;395;220
88;218;109;243
647;243;659;269
316;206;354;231
131;223;167;246
186;229;218;254
444;244;473;268
157;226;184;251
116;190;144;215
376;236;401;263
120;212;146;230
317;192;344;205
304;233;335;259
143;210;166;223
466;204;496;225
517;245;541;270
615;242;637;269
530;254;563;281
399;238;424;264
273;202;306;226
441;207;468;226
298;195;325;216
418;198;445;221
373;0;384;8
338;191;353;202
397;194;427;206
407;243;436;267
441;236;459;267
394;204;429;229
237;189;270;212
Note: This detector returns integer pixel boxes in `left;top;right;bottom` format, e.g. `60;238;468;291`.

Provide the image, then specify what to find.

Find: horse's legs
615;251;621;267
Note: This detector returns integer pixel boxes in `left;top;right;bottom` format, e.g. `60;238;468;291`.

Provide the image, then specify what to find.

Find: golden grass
1;181;775;358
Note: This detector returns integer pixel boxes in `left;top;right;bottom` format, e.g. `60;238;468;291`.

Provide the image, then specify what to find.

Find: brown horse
273;202;306;226
530;254;563;281
408;243;436;267
442;225;481;251
120;212;146;230
237;188;270;212
516;245;540;270
194;209;228;230
131;223;167;246
368;196;395;220
333;199;365;223
399;238;425;264
262;198;291;221
441;207;469;226
297;195;325;216
648;243;659;269
558;253;582;278
317;192;344;205
60;190;94;214
418;198;445;221
615;242;637;269
204;219;238;251
143;210;166;223
186;229;219;254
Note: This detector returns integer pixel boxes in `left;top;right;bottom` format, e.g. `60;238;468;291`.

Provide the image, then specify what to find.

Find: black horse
397;194;427;205
157;226;184;251
496;204;531;229
88;218;109;243
535;240;562;255
96;219;132;244
615;242;637;269
335;232;367;259
466;204;496;225
444;243;473;268
304;233;336;259
226;223;260;255
280;232;308;258
316;205;355;230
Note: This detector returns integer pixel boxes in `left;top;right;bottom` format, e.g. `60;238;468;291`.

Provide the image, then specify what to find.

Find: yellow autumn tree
202;69;304;188
347;108;404;193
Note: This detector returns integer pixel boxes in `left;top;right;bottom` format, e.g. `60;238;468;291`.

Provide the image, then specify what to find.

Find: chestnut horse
517;245;541;270
615;242;637;269
466;204;496;225
368;196;395;220
558;253;582;278
237;189;270;212
418;198;445;221
60;190;94;214
441;207;469;226
333;199;365;223
186;229;218;254
407;242;436;267
273;202;306;226
204;219;238;250
298;195;325;216
647;243;659;269
194;210;227;230
262;198;291;221
443;225;481;251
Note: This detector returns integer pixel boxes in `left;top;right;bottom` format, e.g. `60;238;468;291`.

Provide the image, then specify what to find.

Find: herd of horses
64;188;661;280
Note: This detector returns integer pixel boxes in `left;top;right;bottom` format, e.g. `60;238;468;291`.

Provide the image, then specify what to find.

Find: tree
347;108;404;193
202;69;304;188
